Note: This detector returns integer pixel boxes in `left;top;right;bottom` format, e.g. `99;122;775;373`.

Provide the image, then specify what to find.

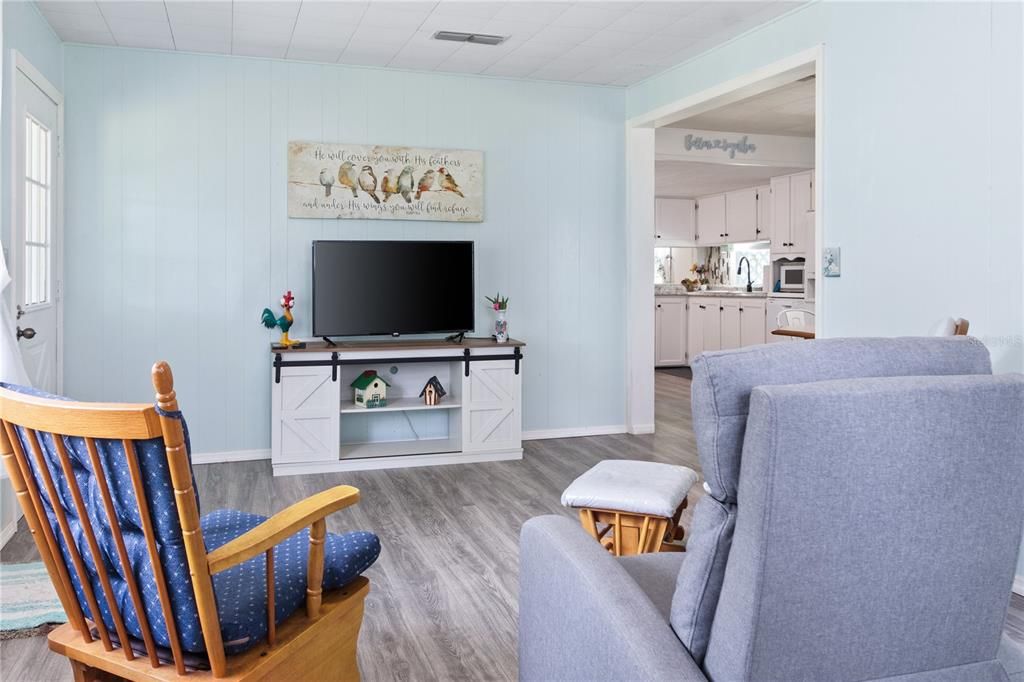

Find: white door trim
8;49;64;393
624;45;825;433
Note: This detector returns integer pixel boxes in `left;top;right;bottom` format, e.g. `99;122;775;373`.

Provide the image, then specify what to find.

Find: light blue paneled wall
628;1;1023;375
1;1;63;250
61;46;626;454
627;0;1024;584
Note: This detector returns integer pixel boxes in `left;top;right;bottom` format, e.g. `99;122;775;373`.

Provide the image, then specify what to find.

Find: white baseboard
628;423;656;435
1;517;20;548
1014;574;1024;597
191;449;271;465
273;448;522;476
523;425;627;441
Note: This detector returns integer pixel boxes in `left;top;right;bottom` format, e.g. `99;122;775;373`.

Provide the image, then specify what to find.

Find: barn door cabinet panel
462;360;522;454
271;357;342;464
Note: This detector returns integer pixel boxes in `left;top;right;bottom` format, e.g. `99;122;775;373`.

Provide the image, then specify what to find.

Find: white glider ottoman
560;460;699;556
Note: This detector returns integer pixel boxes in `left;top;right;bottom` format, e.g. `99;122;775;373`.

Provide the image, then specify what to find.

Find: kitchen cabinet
696;194;725;246
700;299;722;353
739;299;767;346
756;185;771;242
770;171;814;255
720;299;742;350
725;188;758;243
687;299;704;362
655;297;687;366
655;198;696;244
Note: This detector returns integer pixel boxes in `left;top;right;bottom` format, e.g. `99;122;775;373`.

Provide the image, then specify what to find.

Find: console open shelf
270;338;524;476
339;397;462;414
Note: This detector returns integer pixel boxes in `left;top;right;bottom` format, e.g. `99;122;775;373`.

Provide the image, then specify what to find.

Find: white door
696;194;726;245
719;299;741;350
769;176;791;253
725;188;758;243
655;298;686;366
12;66;61;392
739;300;767;346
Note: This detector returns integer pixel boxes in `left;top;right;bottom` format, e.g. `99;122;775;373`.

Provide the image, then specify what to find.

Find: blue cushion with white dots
0;382;380;657
201;509;380;654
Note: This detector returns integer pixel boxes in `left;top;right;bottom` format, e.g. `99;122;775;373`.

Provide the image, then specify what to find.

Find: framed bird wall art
288;141;483;222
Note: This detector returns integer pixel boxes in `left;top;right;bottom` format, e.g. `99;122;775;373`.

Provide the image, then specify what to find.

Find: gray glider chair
520;337;1024;681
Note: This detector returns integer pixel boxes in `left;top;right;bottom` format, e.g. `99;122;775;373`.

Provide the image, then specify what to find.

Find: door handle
16;326;36;340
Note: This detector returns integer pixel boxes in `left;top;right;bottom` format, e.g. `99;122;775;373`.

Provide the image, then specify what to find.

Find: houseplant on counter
486;293;510;343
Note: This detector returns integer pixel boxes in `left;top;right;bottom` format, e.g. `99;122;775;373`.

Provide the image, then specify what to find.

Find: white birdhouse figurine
351;370;390;409
419;376;447;406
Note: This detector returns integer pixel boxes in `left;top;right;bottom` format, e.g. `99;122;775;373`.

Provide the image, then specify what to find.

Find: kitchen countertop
655;285;767;298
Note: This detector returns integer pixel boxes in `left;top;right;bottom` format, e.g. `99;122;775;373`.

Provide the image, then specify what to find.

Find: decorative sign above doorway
287;142;484;222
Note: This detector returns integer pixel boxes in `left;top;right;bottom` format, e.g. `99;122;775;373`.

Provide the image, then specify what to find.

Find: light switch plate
823;247;841;277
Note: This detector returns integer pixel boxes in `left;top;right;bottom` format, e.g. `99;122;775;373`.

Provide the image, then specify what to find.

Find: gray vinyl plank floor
2;371;1022;680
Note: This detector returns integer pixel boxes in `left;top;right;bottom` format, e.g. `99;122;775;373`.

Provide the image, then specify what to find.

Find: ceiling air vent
433;31;508;46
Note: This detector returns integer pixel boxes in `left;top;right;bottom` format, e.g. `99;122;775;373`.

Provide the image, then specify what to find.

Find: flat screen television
312;240;475;338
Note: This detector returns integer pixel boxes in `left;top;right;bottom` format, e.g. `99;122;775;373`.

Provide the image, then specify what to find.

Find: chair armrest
206;485;360;574
519;515;708;682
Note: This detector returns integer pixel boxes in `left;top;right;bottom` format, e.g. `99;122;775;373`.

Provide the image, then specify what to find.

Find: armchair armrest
519;516;707;682
206;485;360;574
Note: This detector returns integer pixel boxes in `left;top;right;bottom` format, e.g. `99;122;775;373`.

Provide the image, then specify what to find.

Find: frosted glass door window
23;115;51;307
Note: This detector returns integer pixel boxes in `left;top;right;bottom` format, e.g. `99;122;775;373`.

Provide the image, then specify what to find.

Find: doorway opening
626;46;823;435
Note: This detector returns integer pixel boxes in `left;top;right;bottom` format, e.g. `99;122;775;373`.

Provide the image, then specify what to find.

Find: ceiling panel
36;0;805;86
669;77;816;136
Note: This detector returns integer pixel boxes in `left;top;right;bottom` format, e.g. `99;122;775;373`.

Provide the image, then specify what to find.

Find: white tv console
269;338;524;476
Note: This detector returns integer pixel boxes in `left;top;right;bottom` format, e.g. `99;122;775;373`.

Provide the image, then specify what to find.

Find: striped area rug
0;562;67;639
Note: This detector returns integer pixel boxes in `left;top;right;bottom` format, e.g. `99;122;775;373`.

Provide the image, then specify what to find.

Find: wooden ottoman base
577;498;687;556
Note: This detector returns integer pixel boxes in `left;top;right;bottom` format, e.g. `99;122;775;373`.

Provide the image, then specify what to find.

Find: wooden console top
272;337;525;353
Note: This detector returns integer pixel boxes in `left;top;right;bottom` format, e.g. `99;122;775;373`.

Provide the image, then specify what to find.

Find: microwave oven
779;263;805;291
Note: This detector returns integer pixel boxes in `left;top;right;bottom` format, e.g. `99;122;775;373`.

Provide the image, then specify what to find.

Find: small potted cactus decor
486;293;510;343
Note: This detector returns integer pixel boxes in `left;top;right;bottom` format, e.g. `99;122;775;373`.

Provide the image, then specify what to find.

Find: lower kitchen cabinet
655;297;687;366
700;300;722;353
739;299;767;346
720;299;742;350
687;299;704;361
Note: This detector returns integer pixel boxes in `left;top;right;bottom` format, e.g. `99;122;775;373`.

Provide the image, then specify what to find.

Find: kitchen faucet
737;256;753;293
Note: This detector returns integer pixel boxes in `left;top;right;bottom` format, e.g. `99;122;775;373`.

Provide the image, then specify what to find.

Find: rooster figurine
261;290;302;348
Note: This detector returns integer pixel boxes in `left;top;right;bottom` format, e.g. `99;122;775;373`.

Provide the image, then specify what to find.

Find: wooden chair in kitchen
933;317;971;336
0;362;380;681
772;309;816;340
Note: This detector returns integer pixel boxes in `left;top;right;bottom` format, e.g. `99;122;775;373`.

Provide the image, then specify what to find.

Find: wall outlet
823;247;841;277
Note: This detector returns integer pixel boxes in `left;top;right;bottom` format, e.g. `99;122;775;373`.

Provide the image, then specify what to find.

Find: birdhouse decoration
419;376;447;406
351;370;390;409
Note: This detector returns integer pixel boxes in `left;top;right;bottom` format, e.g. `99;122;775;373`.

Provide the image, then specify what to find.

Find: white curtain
0;248;30;386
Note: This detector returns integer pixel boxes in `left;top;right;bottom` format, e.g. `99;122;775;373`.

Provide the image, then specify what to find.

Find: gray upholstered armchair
520;338;1024;682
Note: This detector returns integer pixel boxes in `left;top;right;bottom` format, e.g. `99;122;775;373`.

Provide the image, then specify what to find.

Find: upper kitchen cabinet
655;198;696;244
756;185;771;242
770;171;814;255
725;187;758;243
695;194;725;246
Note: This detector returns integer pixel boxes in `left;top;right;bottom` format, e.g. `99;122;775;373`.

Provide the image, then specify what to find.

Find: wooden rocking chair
0;362;379;681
